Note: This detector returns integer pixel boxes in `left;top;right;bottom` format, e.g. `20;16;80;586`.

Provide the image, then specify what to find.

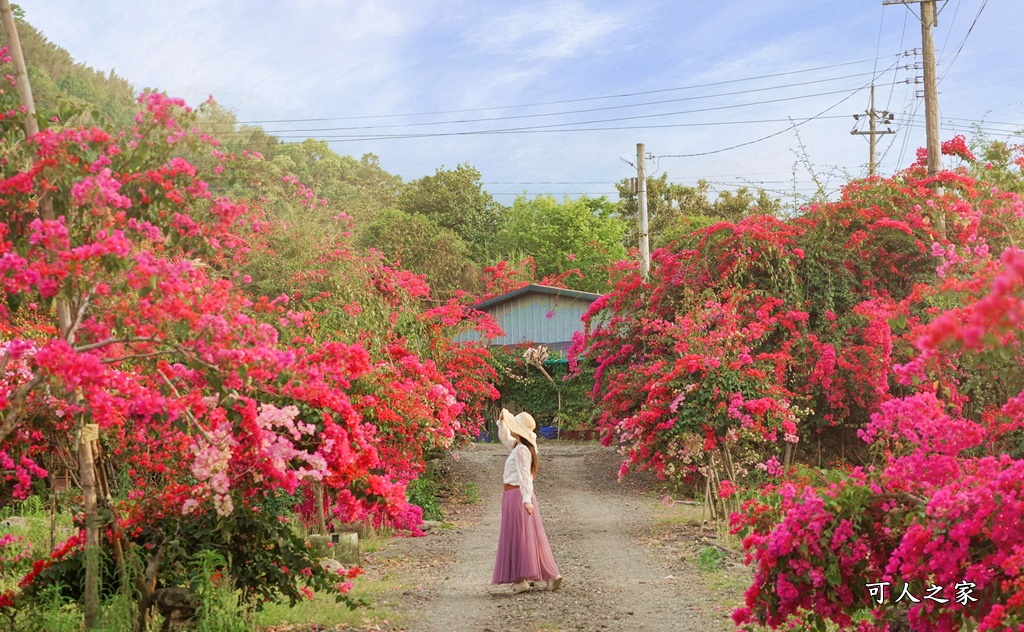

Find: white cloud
465;1;631;61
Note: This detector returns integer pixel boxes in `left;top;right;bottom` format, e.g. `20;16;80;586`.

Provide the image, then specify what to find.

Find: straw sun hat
500;408;538;448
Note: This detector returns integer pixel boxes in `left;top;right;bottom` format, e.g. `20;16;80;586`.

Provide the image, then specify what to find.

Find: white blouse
497;417;534;505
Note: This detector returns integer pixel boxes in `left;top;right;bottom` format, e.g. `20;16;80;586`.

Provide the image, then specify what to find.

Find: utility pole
851;85;895;176
0;0;39;137
883;0;941;175
884;0;945;236
919;0;941;178
1;6;95;630
636;143;650;278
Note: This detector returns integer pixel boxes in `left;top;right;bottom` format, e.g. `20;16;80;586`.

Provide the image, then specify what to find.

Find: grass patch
254;575;407;630
462;481;480;504
407;462;444;522
697;545;728;572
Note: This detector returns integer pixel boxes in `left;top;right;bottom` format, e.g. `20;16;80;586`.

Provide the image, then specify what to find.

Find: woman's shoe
511;580;531;594
547;576;563;592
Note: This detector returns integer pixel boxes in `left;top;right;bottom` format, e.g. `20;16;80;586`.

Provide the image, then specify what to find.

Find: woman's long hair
518;435;538;478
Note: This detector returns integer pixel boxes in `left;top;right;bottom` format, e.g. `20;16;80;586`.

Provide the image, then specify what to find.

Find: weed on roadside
697;545;727;572
462;482;480;504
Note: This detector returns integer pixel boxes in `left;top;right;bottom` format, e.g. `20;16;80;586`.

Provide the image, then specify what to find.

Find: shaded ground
362;441;747;632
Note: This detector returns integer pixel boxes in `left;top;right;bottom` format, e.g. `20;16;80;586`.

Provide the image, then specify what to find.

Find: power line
939;0;963;55
226;57;893;126
893;121;1020;137
655;66;895;159
872;6;886;86
885;12;911;111
276;114;857;142
483;172;799;185
938;0;988;85
275;87;880;143
257;71;892;135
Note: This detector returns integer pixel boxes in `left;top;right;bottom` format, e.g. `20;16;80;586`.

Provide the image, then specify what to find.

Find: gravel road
375;441;732;632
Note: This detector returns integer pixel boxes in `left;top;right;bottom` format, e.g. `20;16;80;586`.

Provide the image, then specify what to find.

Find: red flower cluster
573;145;1024;630
0;88;499;608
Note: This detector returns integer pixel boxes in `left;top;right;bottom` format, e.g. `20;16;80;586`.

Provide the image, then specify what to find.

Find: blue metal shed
455;284;601;351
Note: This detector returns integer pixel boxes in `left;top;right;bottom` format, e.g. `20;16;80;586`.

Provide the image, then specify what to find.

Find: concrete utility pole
636;143;650;278
851;85;896;176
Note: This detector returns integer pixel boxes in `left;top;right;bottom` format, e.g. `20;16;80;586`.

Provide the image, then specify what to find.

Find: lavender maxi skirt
492;488;561;584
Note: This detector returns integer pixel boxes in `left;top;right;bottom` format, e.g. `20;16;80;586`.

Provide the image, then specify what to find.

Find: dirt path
377;442;732;632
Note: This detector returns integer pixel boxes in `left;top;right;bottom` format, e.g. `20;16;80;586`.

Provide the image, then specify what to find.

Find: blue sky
22;1;1023;206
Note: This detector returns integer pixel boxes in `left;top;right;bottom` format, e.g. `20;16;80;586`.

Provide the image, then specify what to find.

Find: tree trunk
94;443;130;605
78;424;101;629
313;482;328;535
49;479;56;553
718;445;740;517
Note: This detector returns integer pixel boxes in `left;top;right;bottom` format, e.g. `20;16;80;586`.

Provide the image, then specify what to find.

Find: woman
492;408;563;594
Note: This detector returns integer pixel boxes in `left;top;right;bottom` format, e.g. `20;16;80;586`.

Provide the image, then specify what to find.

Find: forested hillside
0;6;785;300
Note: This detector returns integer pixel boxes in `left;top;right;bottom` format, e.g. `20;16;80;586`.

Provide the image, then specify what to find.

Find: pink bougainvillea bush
571;133;1024;629
0;63;498;622
732;243;1024;632
573;155;1018;487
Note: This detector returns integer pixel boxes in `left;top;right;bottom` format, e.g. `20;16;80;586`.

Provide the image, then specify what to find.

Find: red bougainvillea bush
0;63;498;622
571;136;1024;629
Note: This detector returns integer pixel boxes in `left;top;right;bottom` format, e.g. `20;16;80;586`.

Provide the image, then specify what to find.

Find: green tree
269;141;403;225
969;135;1024;199
398;163;504;260
357;209;480;299
615;173;780;250
493;195;626;293
0;10;137;126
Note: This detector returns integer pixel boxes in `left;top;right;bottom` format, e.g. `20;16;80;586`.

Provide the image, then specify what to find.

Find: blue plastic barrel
538;426;558;440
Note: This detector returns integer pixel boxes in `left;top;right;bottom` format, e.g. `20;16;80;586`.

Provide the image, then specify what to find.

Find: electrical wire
275;87;883;143
938;0;988;85
257;71;892;135
226;57;894;126
654;63;898;159
939;0;963;56
275;114;859;142
885;10;910;111
871;5;886;91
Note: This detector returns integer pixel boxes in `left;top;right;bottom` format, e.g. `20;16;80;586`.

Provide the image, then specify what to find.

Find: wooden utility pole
851;85;896;176
919;0;941;178
0;0;72;329
0;0;39;137
883;0;941;174
636;143;650;278
3;8;96;630
884;0;945;235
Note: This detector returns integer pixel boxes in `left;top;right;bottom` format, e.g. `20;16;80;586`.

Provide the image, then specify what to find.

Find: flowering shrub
571;139;1024;629
571;154;1022;488
0;75;498;623
734;243;1024;631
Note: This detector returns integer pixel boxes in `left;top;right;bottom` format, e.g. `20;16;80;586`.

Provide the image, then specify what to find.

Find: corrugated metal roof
471;284;601;311
453;285;598;349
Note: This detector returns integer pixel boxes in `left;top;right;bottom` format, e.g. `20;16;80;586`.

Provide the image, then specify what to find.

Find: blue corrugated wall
454;294;593;349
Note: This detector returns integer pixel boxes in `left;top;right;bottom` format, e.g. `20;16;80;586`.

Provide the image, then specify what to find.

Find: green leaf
825;564;841;587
